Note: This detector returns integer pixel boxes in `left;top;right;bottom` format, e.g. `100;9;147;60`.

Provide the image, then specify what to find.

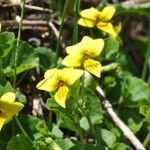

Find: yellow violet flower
78;6;117;37
113;22;122;44
0;92;24;130
62;36;104;77
36;68;83;108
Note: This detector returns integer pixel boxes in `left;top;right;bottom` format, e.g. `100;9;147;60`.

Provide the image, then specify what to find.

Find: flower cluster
37;6;121;108
78;6;121;38
0;92;24;130
62;36;104;77
37;68;83;108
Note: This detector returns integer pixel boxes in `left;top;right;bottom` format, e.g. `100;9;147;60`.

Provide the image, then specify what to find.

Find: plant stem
81;73;96;141
142;41;150;81
148;75;150;86
13;0;26;89
0;58;2;78
77;120;84;144
86;115;96;138
101;63;119;72
72;0;81;44
55;0;69;59
89;28;94;38
15;115;29;138
143;130;150;147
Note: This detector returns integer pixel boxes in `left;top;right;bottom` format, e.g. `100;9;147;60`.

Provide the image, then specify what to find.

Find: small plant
0;0;150;150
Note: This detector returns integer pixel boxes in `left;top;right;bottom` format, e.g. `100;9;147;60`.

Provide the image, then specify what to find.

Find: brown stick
96;86;145;150
0;4;52;13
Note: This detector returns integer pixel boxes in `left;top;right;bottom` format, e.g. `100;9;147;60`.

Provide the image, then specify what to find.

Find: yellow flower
113;22;122;44
62;36;104;77
78;6;117;37
0;92;24;130
36;68;83;108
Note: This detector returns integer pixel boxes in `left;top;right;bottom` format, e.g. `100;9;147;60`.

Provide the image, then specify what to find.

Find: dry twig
96;86;146;150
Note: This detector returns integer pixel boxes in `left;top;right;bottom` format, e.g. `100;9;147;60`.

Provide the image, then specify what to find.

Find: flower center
83;54;89;60
0;110;6;117
59;80;64;87
0;110;2;115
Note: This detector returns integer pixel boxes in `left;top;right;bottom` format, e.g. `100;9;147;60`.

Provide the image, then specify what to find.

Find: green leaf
45;137;62;150
79;116;90;131
121;75;150;107
117;51;137;75
7;134;33;150
0;32;15;58
36;120;49;136
119;108;143;133
140;105;150;122
0;79;13;96
112;143;132;150
51;124;63;138
13;114;41;140
101;129;116;148
55;138;74;150
128;118;143;133
101;37;120;61
59;114;78;132
115;2;150;16
33;141;47;150
46;98;78;132
34;47;57;69
103;76;116;88
16;91;27;104
84;87;104;125
70;143;105;150
3;40;39;76
0;121;13;150
0;140;7;150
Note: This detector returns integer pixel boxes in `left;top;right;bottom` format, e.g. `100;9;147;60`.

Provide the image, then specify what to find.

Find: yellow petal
84;59;102;77
78;18;95;27
99;6;116;21
54;86;69;108
66;43;82;55
0;101;24;117
62;54;83;67
81;36;104;56
96;22;117;37
114;22;122;35
80;7;99;22
36;78;58;92
44;68;57;79
1;92;15;102
0;115;6;130
61;68;84;85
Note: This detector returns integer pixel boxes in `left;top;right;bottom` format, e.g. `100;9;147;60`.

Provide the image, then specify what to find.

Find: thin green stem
148;75;150;86
142;41;150;81
101;63;119;72
81;73;96;141
86;114;96;138
89;28;94;38
72;0;81;44
16;71;28;86
15;116;29;138
81;74;85;102
13;0;26;89
143;130;150;147
76;120;84;144
55;0;69;59
0;58;2;78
